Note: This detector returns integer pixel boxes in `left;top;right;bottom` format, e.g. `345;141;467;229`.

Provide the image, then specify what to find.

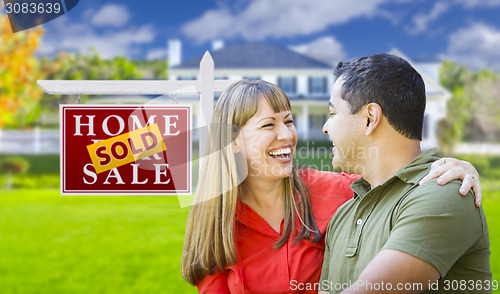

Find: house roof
172;42;332;70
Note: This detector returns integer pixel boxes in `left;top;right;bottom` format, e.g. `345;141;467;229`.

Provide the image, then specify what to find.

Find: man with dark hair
318;54;491;293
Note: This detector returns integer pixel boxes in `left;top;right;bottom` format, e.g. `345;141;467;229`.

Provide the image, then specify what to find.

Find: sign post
38;52;238;195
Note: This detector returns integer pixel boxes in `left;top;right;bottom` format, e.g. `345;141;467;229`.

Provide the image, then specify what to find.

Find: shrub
0;156;30;189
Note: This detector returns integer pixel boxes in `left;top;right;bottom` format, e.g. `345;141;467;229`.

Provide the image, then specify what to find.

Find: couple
182;54;490;293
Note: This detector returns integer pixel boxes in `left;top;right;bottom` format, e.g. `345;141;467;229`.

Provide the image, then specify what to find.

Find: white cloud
407;2;449;35
289;36;346;66
90;4;130;28
182;0;388;43
146;48;167;60
455;0;500;8
39;17;155;59
443;22;500;71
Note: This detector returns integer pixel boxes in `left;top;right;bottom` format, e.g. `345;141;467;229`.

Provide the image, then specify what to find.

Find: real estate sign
60;105;191;195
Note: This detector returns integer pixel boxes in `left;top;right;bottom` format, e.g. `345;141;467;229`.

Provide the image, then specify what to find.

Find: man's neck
362;142;422;189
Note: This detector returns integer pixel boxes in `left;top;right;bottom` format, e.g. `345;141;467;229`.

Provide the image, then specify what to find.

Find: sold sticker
86;124;166;174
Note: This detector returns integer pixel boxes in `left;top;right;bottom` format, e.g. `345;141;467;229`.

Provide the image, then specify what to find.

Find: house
168;40;450;148
168;40;334;141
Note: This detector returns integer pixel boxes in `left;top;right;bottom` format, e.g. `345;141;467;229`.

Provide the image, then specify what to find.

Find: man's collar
350;148;443;199
393;148;442;185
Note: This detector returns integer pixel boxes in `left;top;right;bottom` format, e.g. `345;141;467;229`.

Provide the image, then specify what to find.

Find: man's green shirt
319;149;491;293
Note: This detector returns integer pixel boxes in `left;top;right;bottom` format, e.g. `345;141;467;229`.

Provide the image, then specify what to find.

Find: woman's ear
232;134;242;153
365;103;382;136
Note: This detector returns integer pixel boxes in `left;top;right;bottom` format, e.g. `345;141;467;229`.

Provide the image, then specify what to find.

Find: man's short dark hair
334;53;426;140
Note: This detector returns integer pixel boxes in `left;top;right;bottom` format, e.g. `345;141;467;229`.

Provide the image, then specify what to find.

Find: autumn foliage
0;14;44;127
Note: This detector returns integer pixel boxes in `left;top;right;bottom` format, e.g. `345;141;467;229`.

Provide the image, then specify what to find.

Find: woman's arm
419;157;482;207
196;270;231;294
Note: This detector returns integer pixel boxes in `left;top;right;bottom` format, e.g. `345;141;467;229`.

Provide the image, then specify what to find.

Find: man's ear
364;103;382;136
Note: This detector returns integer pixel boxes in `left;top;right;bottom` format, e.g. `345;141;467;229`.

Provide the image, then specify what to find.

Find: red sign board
60;105;191;195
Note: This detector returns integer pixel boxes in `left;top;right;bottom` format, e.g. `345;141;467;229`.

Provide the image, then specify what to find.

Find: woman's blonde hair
181;80;320;285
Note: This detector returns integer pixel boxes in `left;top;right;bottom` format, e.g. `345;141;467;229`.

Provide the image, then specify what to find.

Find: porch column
300;104;309;140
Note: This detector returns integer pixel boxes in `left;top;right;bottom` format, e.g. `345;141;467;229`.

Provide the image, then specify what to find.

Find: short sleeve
300;169;359;214
383;180;487;278
196;269;231;294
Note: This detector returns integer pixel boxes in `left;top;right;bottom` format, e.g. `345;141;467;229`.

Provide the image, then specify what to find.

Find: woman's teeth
268;147;291;159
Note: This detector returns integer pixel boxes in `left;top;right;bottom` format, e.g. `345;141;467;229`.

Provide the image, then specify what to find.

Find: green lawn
0;190;197;294
482;182;500;286
2;188;499;293
1;151;499;293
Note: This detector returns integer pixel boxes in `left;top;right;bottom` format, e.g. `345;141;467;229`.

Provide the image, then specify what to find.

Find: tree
39;49;144;109
439;60;500;146
134;59;168;79
463;72;500;142
440;60;473;92
0;13;44;127
438;61;473;150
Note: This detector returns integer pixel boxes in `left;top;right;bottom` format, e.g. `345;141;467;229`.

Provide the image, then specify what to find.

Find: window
309;114;328;129
309;77;327;94
243;76;261;80
177;76;197;80
278;77;296;94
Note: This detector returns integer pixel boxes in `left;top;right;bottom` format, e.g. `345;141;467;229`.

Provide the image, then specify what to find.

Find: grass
0;152;499;293
0;190;197;294
481;181;500;284
2;188;500;293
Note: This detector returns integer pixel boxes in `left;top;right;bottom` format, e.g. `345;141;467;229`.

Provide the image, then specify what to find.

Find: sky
4;0;500;71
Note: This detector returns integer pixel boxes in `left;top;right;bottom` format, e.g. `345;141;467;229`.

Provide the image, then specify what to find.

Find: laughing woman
181;80;481;294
